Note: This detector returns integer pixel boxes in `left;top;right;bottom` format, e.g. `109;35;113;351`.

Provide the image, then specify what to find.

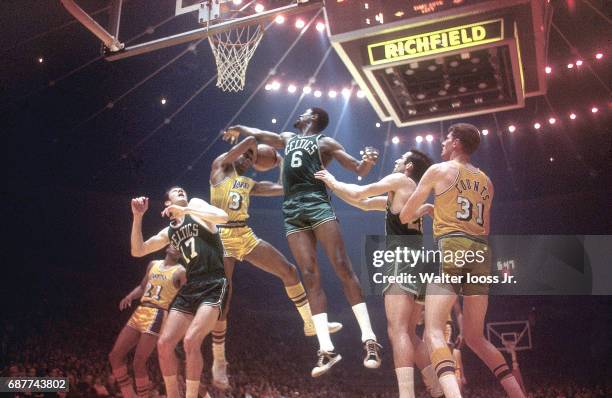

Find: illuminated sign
367;19;503;65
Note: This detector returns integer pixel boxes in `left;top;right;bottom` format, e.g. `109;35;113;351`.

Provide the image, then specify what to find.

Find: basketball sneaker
363;339;382;369
211;360;230;390
311;350;342;377
304;321;343;337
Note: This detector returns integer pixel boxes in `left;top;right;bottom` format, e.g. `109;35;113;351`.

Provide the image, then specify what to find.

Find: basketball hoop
208;22;264;92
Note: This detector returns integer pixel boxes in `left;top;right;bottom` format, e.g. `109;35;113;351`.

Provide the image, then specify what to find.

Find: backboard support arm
60;0;124;51
106;1;322;61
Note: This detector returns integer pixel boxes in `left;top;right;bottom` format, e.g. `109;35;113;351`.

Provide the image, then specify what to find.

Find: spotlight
508;125;516;133
407;108;417;115
567;63;574;69
357;176;362;181
341;88;351;98
295;19;305;29
303;86;312;94
548;117;556;124
591;107;598;113
451;100;461;109
425;134;434;142
37;57;44;63
576;59;583;66
357;90;366;98
438;90;447;96
481;129;489;136
458;86;467;93
275;15;285;24
427;65;437;72
254;3;264;13
477;82;488;89
161;98;167;105
265;83;272;91
549;157;554;162
287;84;297;93
416;93;426;100
271;81;281;90
533;122;541;129
449;60;459;67
416;135;423;143
429;104;438;112
375;122;381;128
314;90;322;97
232;0;242;4
328;90;337;98
595;53;603;60
569;113;577;120
474;97;484;104
316;22;325;32
392;136;400;144
271;118;277;124
545;66;552;74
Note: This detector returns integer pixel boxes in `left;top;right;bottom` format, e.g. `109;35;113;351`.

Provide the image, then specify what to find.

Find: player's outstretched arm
315;169;407;200
224;125;294;149
162;198;229;225
399;165;439;224
322;137;378;177
214;136;259;168
251;181;284;197
131;197;170;257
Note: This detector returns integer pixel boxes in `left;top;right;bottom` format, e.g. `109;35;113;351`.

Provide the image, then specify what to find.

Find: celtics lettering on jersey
283;134;327;198
169;216;201;265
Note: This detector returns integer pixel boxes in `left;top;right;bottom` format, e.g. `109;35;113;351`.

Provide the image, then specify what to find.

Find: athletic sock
493;363;524;398
162;375;180;398
421;365;444;397
431;347;461;398
351;302;377;342
312;313;334;352
185;379;199;398
212;320;227;364
135;377;150;398
395;367;415;398
285;282;313;325
113;366;135;398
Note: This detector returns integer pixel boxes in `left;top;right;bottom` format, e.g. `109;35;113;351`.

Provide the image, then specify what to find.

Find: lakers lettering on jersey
434;162;491;239
140;260;182;310
210;169;254;222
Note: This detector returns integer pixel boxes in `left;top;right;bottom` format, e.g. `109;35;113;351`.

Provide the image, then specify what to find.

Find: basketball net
208;23;264;92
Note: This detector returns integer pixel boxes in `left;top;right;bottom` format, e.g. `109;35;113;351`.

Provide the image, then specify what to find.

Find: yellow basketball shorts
437;235;491;295
219;225;260;261
127;305;166;336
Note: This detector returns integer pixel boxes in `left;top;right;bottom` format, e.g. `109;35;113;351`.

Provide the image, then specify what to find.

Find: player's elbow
216;210;229;224
131;247;145;257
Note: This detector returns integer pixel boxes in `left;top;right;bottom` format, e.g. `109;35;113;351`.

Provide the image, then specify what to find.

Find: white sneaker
304;321;344;336
211;360;230;390
311;350;342;377
363;339;382;369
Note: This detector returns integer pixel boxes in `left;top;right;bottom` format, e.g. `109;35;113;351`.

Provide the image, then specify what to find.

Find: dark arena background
1;0;611;397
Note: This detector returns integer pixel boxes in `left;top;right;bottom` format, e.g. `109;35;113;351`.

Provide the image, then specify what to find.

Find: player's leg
157;310;192;398
314;220;381;368
287;229;341;376
108;325;141;398
384;289;416;398
183;304;220;398
462;295;525;398
132;333;158;398
407;303;444;398
453;348;466;390
424;284;461;398
245;239;342;336
211;257;235;390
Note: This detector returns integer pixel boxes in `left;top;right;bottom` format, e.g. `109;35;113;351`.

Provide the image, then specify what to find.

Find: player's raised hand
131;197;149;216
314;169;338;187
362;146;380;163
162;204;186;219
223;127;240;145
119;296;132;311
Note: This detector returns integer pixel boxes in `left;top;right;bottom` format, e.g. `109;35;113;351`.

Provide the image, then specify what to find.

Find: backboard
487;320;532;353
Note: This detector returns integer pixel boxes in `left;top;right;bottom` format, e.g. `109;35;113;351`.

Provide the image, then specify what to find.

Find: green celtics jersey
168;214;225;281
282;134;328;199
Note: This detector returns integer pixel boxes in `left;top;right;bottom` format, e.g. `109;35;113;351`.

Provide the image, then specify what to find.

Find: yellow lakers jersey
433;162;491;239
210;170;254;222
140;261;182;310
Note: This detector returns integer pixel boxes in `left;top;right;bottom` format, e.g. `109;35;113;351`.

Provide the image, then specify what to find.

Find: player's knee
183;334;203;355
425;328;444;348
301;266;320;287
464;330;485;350
157;337;172;358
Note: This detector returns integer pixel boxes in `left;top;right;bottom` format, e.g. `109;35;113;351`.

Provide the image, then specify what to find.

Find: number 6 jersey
433;161;492;240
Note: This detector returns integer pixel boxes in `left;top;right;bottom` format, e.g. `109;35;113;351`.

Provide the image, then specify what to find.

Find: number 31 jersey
433;162;492;239
210;169;254;222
